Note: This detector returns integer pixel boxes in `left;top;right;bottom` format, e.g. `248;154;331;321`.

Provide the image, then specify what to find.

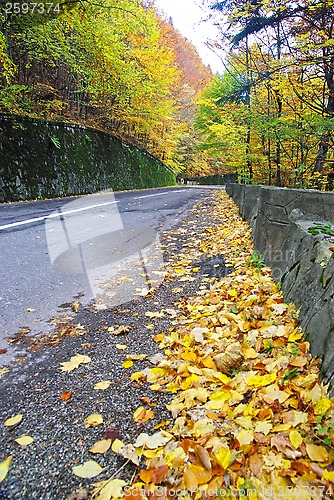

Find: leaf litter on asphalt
91;191;334;499
2;191;334;498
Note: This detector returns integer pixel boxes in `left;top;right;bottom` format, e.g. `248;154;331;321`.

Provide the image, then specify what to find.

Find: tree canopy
0;0;213;173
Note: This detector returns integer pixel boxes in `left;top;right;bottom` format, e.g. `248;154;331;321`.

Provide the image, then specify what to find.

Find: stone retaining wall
0;114;176;202
226;183;334;386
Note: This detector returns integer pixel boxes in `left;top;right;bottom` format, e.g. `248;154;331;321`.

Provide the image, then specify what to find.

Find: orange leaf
140;469;154;484
187;465;212;484
60;391;72;401
151;465;169;484
184;468;198;490
206;411;220;420
29;345;41;352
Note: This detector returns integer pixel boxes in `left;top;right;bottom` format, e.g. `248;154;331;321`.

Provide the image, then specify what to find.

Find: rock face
0;114;176;202
226;183;334;387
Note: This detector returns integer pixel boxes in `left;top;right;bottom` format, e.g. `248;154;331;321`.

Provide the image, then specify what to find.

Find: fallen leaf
195;445;212;471
59;354;91;372
254;421;272;435
90;439;111;454
215;447;231;470
306;443;329;462
112;325;131;335
92;478;127;499
184;468;199;490
247;373;277;387
4;414;23;427
70;301;80;312
187;465;212;484
94;381;111;391
15;435;34;447
134;431;172;449
314;398;332;415
289;430;303;449
133;407;154;423
0;368;9;379
111;438;125;453
249;453;263;477
122;360;134;369
0;456;12;483
72;460;103;478
84;414;104;428
0;349;7;355
102;428;121;442
116;344;127;350
60;391;72;401
117;444;140;466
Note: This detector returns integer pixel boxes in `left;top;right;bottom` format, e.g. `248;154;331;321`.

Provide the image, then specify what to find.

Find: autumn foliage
0;0;212;173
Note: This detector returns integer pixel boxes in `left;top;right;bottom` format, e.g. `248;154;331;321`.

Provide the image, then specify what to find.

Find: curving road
0;186;222;363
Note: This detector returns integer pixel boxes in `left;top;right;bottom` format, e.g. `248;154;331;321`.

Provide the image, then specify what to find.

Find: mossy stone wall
0;115;176;202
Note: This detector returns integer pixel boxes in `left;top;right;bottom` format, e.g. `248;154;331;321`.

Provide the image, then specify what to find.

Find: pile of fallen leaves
90;191;334;499
1;190;334;499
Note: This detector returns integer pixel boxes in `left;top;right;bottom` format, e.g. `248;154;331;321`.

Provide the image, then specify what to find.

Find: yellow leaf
0;456;12;483
263;391;290;404
236;429;254;446
94;381;111;390
288;329;303;342
59;354;91;372
133;407;154;423
90;439;112;454
314;398;332;415
153;420;170;430
122;360;134;368
15;435;34;447
147;367;165;382
4;414;23;427
72;460;103;478
84;414;103;428
228;289;238;298
254;421;272;435
323;469;334;483
289;430;303;449
130;372;145;382
247;373;276;387
150;384;161;391
215;447;231;470
92;478;127;500
306;443;329;462
243;347;258;359
193;419;215;437
0;367;9;379
111;438;125;453
116;344;127;350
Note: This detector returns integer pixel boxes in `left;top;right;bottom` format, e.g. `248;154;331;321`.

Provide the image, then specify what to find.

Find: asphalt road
0;186;220;363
